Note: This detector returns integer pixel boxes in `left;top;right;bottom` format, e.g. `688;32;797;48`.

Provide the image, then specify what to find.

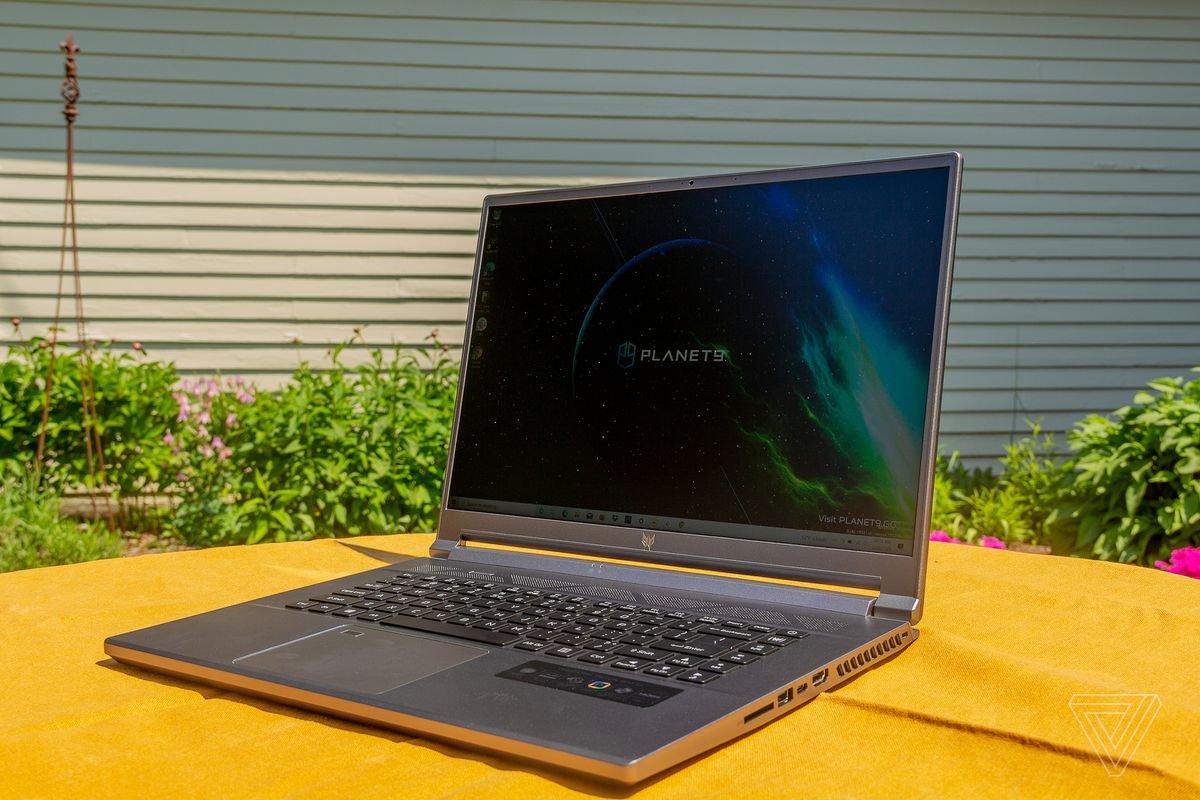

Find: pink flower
10;317;19;328
176;471;188;482
218;447;232;461
197;424;209;439
1154;547;1200;579
979;536;1008;550
211;436;224;450
173;392;190;422
207;380;219;398
929;530;964;545
197;410;211;425
200;445;213;458
225;412;237;427
236;389;255;405
163;432;174;446
132;342;142;351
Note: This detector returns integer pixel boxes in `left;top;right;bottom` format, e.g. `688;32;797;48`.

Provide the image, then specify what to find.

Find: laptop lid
437;153;962;620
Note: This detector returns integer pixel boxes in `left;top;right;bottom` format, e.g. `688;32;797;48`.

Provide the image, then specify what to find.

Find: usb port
813;669;828;687
795;682;808;694
777;688;794;707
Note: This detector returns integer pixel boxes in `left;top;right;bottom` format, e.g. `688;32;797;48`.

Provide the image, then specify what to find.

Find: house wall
2;0;1198;467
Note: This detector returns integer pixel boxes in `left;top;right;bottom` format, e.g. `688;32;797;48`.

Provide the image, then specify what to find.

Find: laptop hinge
430;537;877;618
871;594;921;623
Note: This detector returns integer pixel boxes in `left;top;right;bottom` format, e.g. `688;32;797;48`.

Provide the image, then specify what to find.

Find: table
2;534;1197;799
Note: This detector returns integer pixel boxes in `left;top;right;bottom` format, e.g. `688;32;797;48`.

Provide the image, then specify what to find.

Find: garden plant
2;316;1198;579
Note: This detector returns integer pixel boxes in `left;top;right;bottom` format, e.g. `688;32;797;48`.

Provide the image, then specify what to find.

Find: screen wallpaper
448;166;951;554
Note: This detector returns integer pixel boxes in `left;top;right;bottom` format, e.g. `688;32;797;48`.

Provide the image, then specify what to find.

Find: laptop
106;152;962;784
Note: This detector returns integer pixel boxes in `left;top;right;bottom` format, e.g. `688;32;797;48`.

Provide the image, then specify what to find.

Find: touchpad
233;625;486;695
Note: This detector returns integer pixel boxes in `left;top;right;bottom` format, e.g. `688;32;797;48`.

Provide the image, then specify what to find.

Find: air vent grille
836;634;904;678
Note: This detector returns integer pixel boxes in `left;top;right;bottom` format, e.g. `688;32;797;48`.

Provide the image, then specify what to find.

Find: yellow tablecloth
1;534;1197;799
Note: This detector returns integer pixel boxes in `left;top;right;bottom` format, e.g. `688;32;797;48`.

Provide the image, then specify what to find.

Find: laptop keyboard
284;570;810;685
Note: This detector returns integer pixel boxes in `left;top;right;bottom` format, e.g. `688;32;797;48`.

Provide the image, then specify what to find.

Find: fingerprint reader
587;680;611;690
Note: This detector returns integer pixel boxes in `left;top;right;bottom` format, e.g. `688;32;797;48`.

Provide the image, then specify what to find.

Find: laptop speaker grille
793;615;847;633
509;575;585;589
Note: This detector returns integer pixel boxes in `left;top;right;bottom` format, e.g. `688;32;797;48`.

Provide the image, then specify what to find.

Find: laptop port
777;688;794;707
813;669;828;687
795;682;808;694
743;702;774;723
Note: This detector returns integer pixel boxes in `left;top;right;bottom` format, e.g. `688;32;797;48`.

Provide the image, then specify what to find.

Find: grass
0;470;122;573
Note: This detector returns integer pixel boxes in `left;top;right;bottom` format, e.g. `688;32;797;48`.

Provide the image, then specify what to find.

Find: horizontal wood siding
1;0;1198;468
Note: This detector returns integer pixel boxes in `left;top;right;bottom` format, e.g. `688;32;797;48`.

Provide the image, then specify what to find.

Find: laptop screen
447;164;952;557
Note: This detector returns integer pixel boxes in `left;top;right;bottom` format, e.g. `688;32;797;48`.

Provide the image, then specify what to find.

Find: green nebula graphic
741;267;926;532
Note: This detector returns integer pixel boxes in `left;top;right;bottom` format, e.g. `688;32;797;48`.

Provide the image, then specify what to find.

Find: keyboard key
446;615;477;625
554;634;591;647
353;600;384;609
748;624;773;633
778;629;809;639
379;615;518;646
669;620;706;631
335;588;369;597
701;626;755;640
616;645;669;661
513;640;548;651
357;611;392;623
500;624;533;635
364;592;396;601
760;635;795;647
305;603;339;614
472;620;505;631
332;607;365;618
678;670;719;684
423;610;455;622
643;663;686;678
585;640;622;653
285;600;316;610
724;652;759;665
611;658;650;671
701;660;737;674
577;652;616;665
663;635;739;658
662;630;700;642
312;595;349;605
740;643;778;656
545;645;584;658
666;654;706;668
619;633;657;647
720;620;747;629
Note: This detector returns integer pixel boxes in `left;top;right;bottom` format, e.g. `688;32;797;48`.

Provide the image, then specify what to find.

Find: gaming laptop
106;152;963;784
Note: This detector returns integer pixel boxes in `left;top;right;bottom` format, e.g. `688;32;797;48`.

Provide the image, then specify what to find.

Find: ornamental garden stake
35;34;111;520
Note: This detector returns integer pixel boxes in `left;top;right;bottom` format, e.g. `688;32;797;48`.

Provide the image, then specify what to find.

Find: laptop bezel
434;152;962;609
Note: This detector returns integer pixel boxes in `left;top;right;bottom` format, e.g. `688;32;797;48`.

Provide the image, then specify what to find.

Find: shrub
931;426;1074;548
169;335;457;546
1065;371;1200;565
0;465;122;572
0;326;179;502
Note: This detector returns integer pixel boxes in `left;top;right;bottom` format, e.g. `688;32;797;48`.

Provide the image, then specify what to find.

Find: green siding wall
1;0;1198;467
